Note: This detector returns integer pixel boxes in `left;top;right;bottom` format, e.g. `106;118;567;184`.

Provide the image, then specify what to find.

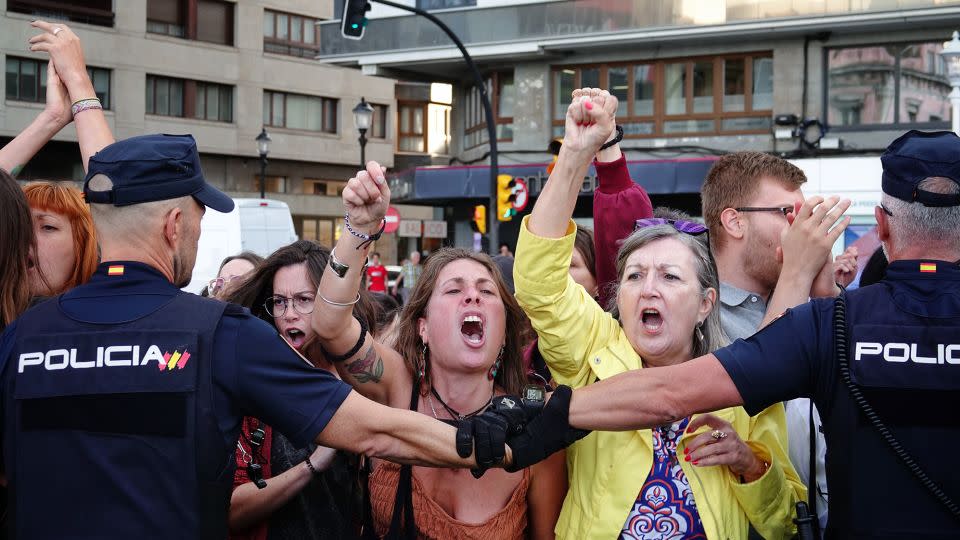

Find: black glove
456;394;538;478
504;385;589;472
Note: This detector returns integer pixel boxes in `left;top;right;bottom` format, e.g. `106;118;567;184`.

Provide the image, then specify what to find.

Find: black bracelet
599;125;624;151
304;457;321;476
319;314;369;363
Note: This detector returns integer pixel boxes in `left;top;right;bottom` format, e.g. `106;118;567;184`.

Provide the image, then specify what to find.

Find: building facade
1;0;438;264
319;0;960;252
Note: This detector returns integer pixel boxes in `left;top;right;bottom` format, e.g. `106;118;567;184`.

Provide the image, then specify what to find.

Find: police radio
247;423;268;489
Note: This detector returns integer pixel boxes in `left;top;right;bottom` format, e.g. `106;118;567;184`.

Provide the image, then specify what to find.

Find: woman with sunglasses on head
223;240;377;540
311;162;566;540
513;89;804;540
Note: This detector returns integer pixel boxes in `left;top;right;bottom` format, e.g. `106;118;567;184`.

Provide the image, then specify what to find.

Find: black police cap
83;134;235;213
881;130;960;207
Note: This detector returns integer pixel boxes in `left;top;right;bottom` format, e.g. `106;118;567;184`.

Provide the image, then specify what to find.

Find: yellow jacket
514;218;806;540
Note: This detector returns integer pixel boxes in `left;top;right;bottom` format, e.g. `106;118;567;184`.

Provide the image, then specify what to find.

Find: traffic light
497;174;516;222
471;204;487;235
341;0;371;40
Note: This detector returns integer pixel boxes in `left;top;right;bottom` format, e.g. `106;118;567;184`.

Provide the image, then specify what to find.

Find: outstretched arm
0;60;72;175
567;354;743;431
29;21;114;172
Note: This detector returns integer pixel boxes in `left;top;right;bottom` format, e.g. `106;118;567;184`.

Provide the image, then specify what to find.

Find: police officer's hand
684;413;767;482
343;161;391;233
504;385;589;473
458;394;532;478
777;196;851;287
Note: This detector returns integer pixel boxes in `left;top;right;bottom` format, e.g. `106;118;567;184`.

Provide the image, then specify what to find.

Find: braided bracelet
71;98;103;117
344;213;386;250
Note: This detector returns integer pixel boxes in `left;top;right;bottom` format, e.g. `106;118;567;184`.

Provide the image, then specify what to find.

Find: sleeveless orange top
368;461;530;540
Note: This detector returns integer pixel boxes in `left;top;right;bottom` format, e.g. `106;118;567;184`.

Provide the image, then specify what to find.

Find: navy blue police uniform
0;134;352;539
715;130;960;539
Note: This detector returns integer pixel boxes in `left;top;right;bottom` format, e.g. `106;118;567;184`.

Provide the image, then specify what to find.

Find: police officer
0;134;563;539
547;130;960;538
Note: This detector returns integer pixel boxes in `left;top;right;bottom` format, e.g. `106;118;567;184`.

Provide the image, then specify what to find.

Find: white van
185;198;298;293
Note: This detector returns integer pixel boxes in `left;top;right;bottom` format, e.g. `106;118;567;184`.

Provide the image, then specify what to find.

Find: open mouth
284;328;307;349
460;314;485;346
641;309;664;332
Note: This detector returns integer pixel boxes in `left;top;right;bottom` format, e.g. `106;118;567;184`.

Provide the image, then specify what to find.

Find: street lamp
353;97;375;170
255;128;271;199
940;31;960;135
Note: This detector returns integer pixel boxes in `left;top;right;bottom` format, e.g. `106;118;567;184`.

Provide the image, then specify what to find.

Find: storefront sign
399;220;422;237
423;220;448;239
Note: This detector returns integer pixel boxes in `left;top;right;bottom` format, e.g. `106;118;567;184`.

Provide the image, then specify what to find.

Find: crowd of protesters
3;18;959;540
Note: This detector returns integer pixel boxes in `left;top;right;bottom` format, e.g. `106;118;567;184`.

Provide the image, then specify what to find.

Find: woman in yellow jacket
514;88;806;539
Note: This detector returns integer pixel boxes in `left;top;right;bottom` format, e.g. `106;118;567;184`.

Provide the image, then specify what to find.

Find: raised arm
29;21;114;172
311;162;410;406
0;61;72;175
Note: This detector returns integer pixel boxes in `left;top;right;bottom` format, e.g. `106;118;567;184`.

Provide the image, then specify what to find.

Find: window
263;91;338;133
146;75;232;121
464;72;514;149
8;0;114;27
147;0;234;45
416;0;477;9
399;103;427;152
300;216;344;246
254;175;287;194
264;9;320;58
827;42;951;127
304;179;347;196
370;104;388;139
552;53;773;138
6;58;112;109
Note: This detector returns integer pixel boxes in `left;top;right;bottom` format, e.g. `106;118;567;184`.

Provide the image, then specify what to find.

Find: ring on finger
52;27;63;36
710;429;727;441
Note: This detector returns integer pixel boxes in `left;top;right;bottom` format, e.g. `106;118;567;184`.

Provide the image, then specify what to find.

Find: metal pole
259;156;267;199
951;86;960;136
359;128;368;171
372;0;499;254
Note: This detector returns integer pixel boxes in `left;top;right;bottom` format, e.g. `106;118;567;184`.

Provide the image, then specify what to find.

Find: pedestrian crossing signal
341;0;371;40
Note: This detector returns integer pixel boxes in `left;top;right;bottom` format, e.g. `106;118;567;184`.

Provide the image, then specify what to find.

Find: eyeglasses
635;218;708;235
264;292;316;317
208;275;245;296
734;206;793;217
879;203;893;216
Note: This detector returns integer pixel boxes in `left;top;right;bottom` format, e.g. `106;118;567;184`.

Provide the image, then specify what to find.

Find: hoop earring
695;322;705;343
488;345;504;380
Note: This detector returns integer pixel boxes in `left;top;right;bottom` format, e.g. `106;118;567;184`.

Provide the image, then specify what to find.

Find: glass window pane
264;10;274;38
307;96;325;131
291;16;302;42
323;99;337;133
302;219;317;241
207;85;220;120
693;61;713;113
277;14;289;39
197;0;231;45
272;92;284;126
146;78;155;114
412;106;424;134
633;65;654;116
220;87;232;122
156;78;170;116
899;42;950;123
195;84;207;119
170;80;183;116
752;57;773;110
263;92;270;125
5;59;18;100
621;122;655;135
827;46;896;125
93;70;110;109
20;60;37;102
554;70;575;120
664;119;715;133
304;19;315;44
286;94;309;129
497;73;514;118
665;63;686;115
581;68;600;89
40;62;47;97
608;67;628;116
723;58;745;111
721;116;771;131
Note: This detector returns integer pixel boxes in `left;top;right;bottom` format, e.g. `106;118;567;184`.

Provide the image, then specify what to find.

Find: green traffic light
351;23;359;29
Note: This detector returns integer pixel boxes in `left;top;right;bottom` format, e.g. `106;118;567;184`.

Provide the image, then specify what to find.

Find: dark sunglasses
634;218;708;235
734;206;793;216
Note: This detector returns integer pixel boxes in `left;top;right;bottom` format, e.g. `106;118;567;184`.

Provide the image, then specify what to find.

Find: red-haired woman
23;182;98;296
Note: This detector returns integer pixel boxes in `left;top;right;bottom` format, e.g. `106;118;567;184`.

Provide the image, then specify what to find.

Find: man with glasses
540;130;960;538
0;135;540;538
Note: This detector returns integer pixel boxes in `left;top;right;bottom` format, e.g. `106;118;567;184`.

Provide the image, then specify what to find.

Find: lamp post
940;31;960;135
353;97;375;170
255;128;271;199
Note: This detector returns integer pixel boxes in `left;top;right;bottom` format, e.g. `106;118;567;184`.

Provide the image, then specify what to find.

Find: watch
328;247;350;278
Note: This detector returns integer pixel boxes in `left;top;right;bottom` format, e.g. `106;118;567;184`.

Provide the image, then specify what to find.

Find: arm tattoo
10;165;24;177
345;345;384;383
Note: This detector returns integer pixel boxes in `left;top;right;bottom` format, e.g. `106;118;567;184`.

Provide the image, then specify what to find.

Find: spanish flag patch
920;262;937;273
107;265;125;276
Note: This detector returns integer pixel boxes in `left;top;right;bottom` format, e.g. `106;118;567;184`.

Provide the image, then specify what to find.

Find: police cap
83;134;234;212
881;130;960;207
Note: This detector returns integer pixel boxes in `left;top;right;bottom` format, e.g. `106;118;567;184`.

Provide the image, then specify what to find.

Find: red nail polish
693;460;700;465
584;101;593;110
683;448;689;454
684;455;691;462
